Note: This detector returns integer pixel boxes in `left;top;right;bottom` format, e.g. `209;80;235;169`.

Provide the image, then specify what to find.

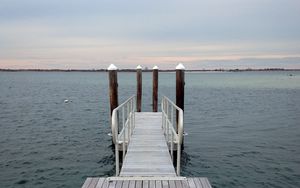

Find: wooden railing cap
176;63;185;70
107;64;118;70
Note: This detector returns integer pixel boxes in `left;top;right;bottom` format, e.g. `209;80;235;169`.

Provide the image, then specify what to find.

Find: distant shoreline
0;68;299;72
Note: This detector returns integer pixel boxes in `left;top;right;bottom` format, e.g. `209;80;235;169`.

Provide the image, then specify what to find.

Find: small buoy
64;99;69;103
107;133;112;137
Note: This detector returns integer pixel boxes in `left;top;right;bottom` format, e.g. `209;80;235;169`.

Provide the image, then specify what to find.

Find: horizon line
1;68;299;72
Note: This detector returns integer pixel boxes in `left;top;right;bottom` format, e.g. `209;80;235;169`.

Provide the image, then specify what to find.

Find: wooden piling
152;66;158;112
176;63;185;132
136;65;142;112
108;64;118;116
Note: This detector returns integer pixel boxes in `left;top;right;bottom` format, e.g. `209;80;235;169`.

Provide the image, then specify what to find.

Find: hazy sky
0;0;300;69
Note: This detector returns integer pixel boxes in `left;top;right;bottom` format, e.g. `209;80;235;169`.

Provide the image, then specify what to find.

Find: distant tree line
0;68;299;72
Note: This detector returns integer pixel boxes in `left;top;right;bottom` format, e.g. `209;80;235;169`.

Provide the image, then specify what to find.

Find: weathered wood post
152;65;158;112
108;64;118;117
176;63;185;131
175;63;185;152
136;65;142;112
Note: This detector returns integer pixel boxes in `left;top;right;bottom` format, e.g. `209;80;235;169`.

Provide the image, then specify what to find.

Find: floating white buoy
64;99;69;103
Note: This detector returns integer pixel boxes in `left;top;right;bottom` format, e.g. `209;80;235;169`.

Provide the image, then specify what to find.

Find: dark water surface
0;71;299;188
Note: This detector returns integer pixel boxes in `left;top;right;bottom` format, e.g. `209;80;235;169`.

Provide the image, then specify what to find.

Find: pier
82;64;212;188
120;112;176;176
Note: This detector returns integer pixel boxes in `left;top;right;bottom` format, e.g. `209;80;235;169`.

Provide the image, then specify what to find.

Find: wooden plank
129;180;136;188
149;180;155;188
121;167;176;173
82;178;92;188
109;180;117;188
181;180;189;188
136;180;142;188
192;178;203;188
88;178;100;188
199;178;212;188
174;181;182;188
122;181;130;188
108;181;117;188
168;180;176;188
162;181;168;188
156;180;162;188
119;173;176;177
116;181;123;188
108;177;186;181
102;179;110;188
187;178;196;188
143;180;149;188
96;178;106;188
121;167;175;173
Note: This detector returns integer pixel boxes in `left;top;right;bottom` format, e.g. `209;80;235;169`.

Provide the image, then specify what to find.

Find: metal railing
161;96;184;176
111;95;136;176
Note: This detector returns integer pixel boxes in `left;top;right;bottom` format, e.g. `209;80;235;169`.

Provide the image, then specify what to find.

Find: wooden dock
82;94;212;188
82;108;211;188
82;177;212;188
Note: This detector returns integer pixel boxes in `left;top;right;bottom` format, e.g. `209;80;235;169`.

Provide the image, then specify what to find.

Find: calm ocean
0;71;299;188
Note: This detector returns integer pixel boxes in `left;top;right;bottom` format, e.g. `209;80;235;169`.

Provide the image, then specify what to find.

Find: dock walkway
120;112;176;176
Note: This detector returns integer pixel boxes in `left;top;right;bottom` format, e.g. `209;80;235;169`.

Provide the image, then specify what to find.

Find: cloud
0;0;300;69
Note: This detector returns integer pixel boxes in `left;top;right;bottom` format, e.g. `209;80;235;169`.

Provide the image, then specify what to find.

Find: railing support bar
161;96;183;176
111;95;135;176
115;144;119;176
177;143;181;175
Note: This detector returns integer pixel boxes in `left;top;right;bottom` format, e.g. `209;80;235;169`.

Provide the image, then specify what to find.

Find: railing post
115;144;119;176
112;109;120;176
176;63;185;150
108;64;119;118
176;63;185;132
122;107;125;161
130;99;133;136
128;99;134;139
171;132;173;160
133;97;136;128
108;64;119;176
177;141;181;175
136;65;142;112
162;98;165;130
164;100;168;135
129;100;132;141
152;66;158;112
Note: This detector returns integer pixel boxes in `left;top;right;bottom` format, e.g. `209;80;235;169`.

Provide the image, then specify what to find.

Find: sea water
0;71;299;188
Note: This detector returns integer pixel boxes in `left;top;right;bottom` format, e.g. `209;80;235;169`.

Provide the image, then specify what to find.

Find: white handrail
161;96;184;176
111;95;136;176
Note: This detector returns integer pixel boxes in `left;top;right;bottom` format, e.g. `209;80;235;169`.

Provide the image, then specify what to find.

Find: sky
0;0;300;69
